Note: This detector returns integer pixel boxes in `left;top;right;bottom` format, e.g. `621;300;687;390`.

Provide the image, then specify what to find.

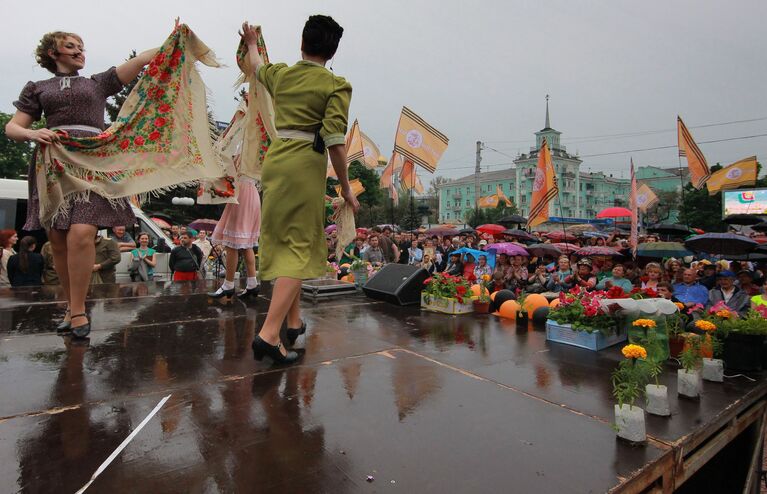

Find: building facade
436;104;663;224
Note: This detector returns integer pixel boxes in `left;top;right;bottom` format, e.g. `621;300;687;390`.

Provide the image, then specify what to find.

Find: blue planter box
545;320;627;351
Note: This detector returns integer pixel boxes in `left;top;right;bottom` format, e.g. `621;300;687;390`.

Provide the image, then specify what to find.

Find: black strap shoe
252;335;303;366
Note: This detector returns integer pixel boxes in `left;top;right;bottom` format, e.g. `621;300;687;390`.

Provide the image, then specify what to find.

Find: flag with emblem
360;130;382;169
380;152;403;188
393;106;449;173
706;156;757;196
635;183;659;213
526;139;558;228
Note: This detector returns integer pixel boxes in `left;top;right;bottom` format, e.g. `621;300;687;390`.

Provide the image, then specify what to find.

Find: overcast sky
3;0;766;184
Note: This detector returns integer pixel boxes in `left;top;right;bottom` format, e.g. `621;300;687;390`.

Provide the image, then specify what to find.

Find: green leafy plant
422;272;473;304
612;344;652;408
716;309;767;337
549;298;619;336
680;335;702;372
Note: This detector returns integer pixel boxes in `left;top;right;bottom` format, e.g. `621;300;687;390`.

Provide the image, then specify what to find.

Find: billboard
722;188;767;217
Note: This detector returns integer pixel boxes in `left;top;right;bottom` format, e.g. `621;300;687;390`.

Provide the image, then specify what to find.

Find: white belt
277;129;314;141
51;125;102;134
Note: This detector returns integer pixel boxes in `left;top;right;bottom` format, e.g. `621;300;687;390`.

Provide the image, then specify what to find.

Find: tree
428;175;451;195
645;190;681;224
465;202;520;227
678;164;725;232
0;112;44;179
348;160;383;225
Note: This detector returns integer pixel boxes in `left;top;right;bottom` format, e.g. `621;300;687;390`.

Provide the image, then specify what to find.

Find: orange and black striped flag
677;116;711;189
393;107;449;173
527;139;558;228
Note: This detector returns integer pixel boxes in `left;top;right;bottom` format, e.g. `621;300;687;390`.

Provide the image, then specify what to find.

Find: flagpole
677;153;688;228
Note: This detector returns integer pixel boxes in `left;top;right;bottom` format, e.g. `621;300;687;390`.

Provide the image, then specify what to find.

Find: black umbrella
749;222;767;233
647;223;692;237
727;252;767;261
502;229;536;241
724;214;765;226
685;233;758;256
458;227;475;235
526;243;562;257
498;215;528;226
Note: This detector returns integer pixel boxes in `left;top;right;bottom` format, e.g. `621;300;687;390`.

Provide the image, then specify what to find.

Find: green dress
256;60;352;280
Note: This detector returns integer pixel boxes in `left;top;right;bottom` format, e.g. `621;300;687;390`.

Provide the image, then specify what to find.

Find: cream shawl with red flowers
36;24;225;226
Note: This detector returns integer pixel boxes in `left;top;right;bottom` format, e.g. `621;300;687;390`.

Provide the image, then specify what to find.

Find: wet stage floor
0;281;765;493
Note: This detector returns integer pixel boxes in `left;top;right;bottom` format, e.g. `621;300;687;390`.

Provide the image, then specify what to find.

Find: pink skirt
211;177;261;249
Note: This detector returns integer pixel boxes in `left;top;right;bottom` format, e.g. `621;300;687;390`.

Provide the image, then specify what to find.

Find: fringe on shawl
329;197;356;261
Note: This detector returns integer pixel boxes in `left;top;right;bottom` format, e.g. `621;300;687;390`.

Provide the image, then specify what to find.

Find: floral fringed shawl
198;27;276;204
36;24;225;226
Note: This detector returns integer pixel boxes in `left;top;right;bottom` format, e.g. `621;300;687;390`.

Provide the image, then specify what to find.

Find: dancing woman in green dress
241;16;359;365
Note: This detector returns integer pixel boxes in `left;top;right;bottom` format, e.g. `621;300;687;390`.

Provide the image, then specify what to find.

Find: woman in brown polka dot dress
5;31;160;338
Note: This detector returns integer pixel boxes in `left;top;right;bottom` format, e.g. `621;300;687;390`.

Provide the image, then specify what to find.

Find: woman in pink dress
207;177;261;302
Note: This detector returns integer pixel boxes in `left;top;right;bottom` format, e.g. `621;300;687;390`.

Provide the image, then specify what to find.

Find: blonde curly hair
35;31;83;74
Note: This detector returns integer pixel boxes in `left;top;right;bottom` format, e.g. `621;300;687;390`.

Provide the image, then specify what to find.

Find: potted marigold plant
473;274;492;314
515;290;529;327
630;318;669;362
678;334;702;398
612;344;650;442
695;319;724;382
666;301;688;358
717;308;767;371
421;272;474;315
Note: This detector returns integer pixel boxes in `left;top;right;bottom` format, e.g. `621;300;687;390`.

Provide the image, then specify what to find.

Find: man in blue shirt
673;268;709;307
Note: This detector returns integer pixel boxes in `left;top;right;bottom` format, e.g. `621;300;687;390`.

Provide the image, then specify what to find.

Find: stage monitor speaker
362;264;429;306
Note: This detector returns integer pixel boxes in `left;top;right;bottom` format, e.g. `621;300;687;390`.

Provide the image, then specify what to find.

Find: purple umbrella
574;246;623;258
486;242;529;256
426;225;459;236
188;218;218;232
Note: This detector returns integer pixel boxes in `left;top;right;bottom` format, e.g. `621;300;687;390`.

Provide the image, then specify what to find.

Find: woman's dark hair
137;232;150;242
18;236;37;274
302;15;344;60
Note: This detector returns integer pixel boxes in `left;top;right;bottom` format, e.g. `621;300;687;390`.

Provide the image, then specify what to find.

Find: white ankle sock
246;277;259;289
222;279;235;290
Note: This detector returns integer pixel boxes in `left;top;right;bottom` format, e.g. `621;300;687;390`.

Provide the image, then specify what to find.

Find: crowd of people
326;226;767;316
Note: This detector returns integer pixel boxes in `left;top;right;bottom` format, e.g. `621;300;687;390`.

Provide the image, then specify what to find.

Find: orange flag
394;106;449;173
360;130;382;169
334;178;365;197
496;184;512;207
400;160;417;190
380;152;404;188
706;156;758;196
677;116;711;189
629;159;638;257
327;119;365;178
526;139;558;228
478;194;500;209
635;183;659;212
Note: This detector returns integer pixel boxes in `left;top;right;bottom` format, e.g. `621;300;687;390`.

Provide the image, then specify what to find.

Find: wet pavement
0;281;764;493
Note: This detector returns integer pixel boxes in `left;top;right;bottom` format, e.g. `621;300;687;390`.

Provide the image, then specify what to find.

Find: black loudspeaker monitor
362;264;429;306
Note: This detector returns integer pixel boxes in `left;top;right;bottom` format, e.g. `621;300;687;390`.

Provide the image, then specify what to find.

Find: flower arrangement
716;309;767;336
422;273;473;304
326;261;340;278
612;344;652;407
548;286;619;335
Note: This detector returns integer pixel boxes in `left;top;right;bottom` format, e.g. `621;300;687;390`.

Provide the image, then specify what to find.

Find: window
446;201;451;207
466;200;470;207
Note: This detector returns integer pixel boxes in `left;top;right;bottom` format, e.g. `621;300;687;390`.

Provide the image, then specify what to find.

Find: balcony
453;193;463;200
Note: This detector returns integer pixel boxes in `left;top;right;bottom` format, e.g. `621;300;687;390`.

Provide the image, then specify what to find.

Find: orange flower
695;320;717;332
621;344;647;360
674;302;685;311
632;318;657;329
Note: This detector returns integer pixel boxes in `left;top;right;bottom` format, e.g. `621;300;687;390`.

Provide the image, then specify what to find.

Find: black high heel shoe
238;285;260;299
70;313;90;339
285;320;307;346
251;335;303;366
56;309;71;332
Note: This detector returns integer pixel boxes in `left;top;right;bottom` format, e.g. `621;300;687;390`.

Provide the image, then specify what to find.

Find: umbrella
574;246;623;258
750;222;767;233
724;214;764;226
151;217;172;229
497;215;527;226
459;227;475;235
596;207;632;218
546;231;577;242
426;225;459;236
636;242;692;259
501;229;536;241
485;242;529;257
728;252;767;261
646;223;692;237
325;224;337;234
476;224;506;235
526;243;563;257
581;231;611;239
550;242;580;254
448;247;496;269
685;233;758;256
566;224;597;234
188;218;218;232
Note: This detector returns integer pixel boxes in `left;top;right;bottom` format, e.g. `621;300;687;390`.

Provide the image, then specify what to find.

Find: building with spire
436;99;636;224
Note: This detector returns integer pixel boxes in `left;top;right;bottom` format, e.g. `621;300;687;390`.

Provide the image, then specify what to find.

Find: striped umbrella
550;242;580;254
